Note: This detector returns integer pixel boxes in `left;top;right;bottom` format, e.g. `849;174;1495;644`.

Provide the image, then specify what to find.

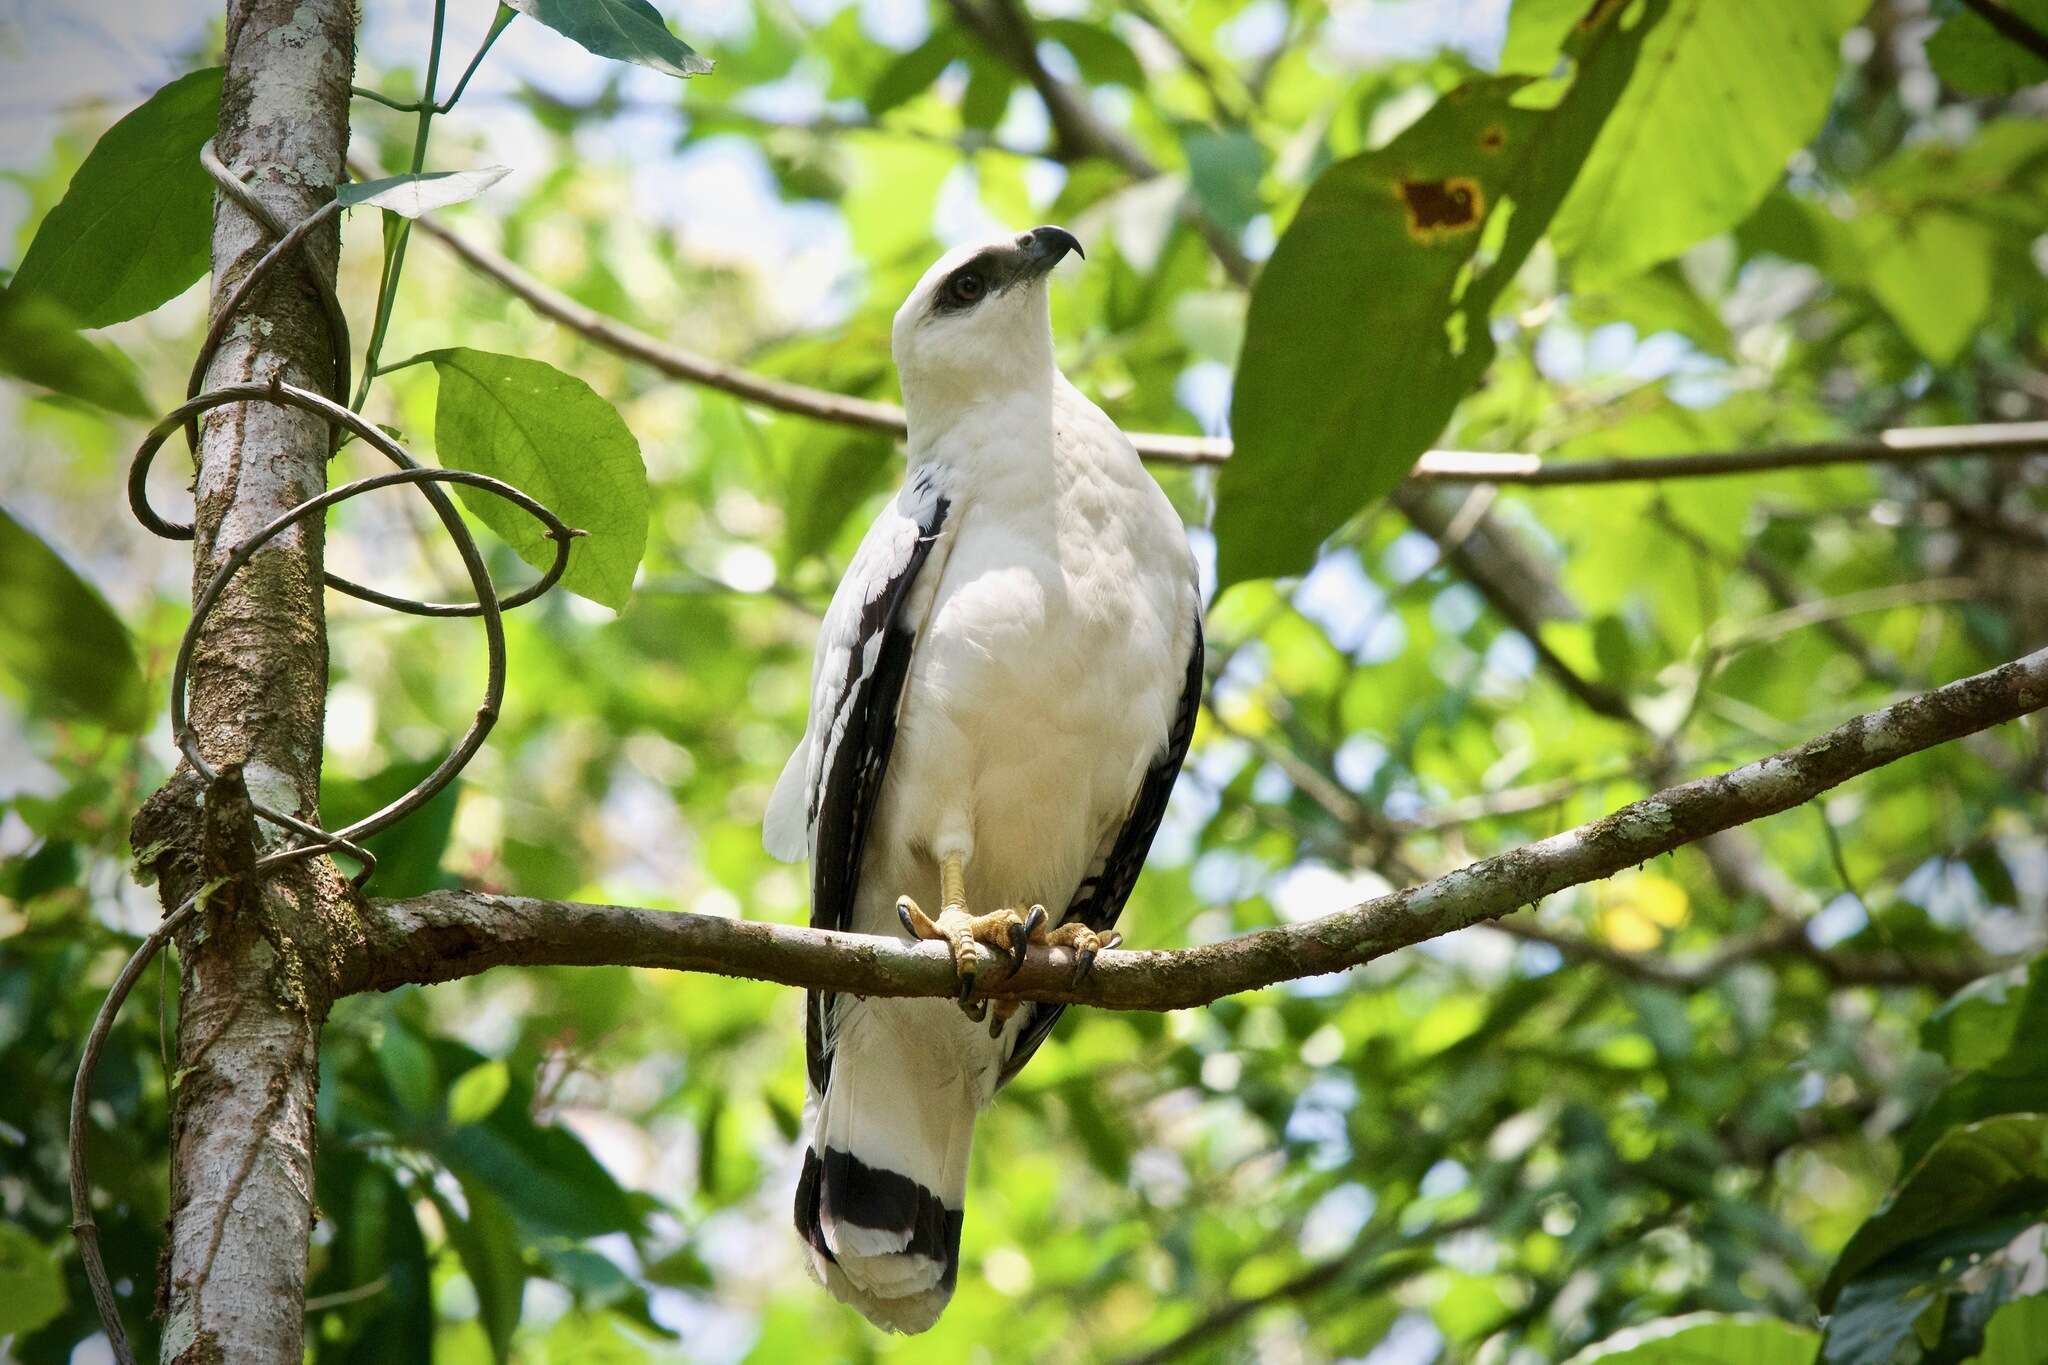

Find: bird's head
891;225;1083;419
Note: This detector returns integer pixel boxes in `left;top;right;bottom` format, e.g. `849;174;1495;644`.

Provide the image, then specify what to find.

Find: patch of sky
1321;0;1509;67
1334;735;1389;793
1176;360;1235;438
1807;892;1869;949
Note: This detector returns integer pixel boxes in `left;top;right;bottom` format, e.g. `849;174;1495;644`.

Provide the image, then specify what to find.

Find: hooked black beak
1016;225;1083;277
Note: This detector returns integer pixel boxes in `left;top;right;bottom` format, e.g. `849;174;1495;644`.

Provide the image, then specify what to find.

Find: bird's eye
949;271;985;304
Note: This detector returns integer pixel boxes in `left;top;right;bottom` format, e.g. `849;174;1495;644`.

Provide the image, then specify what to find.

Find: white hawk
763;225;1203;1332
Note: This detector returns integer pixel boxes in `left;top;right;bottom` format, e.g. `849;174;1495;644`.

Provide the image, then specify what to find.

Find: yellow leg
897;854;1039;1023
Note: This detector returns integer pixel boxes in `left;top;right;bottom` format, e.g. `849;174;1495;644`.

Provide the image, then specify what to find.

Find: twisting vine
69;9;570;1355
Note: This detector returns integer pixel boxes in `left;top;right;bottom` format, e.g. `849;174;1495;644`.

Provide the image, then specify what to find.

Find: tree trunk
130;3;357;1361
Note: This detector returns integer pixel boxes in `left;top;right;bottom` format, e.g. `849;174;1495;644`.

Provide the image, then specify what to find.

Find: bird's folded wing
761;465;951;1093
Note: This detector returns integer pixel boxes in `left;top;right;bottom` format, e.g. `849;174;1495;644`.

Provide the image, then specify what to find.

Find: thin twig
1957;0;2048;64
401;210;2048;486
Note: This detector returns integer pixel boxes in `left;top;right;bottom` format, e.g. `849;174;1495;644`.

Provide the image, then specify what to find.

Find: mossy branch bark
344;646;2048;1010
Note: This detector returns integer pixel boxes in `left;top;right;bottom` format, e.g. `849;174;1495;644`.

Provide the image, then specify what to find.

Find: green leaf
1038;19;1145;87
320;756;461;897
338;167;510;218
376;1020;440;1122
1216;3;1667;588
0;506;147;731
1570;261;1734;360
1983;1296;2048;1364
437;1109;643;1241
1924;960;2047;1074
961;54;1016;132
1927;0;2048;95
1550;0;1866;286
1180;128;1266;238
448;1060;512;1126
428;347;649;609
1566;1313;1819;1364
431;1178;526;1364
1852;211;1996;364
12;67;223;327
1822;1114;2048;1309
505;0;712;78
1499;0;1589;75
867;28;964;116
780;429;897;567
0;1222;66;1337
0;287;153;419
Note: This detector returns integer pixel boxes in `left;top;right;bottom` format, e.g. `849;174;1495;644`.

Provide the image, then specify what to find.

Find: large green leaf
1923;960;2048;1074
12;67;223;328
1215;1;1667;588
1551;0;1865;286
430;1178;527;1364
320;756;462;898
1823;1114;2048;1308
1853;211;1996;365
0;1223;66;1337
1567;1313;1820;1364
0;289;153;419
0;506;147;732
506;0;712;78
1926;0;2048;95
428;348;649;610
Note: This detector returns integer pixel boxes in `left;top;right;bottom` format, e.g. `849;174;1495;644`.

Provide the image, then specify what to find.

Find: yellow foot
898;898;1046;1023
1040;919;1123;985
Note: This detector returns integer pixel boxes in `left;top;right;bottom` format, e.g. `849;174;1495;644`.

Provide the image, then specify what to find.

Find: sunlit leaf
1822;1113;2048;1309
1551;0;1865;286
448;1060;512;1126
506;0;712;78
0;506;147;731
1216;2;1668;587
0;1223;66;1337
428;347;650;609
12;67;222;327
1927;0;2048;95
0;288;153;419
338;167;510;218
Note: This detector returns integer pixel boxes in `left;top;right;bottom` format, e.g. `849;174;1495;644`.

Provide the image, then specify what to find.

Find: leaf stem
436;5;516;114
353;0;449;412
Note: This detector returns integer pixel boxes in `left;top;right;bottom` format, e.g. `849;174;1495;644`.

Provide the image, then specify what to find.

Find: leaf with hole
12;67;222;327
0;506;147;732
428;348;649;609
506;0;712;78
1215;2;1667;588
338;167;510;219
0;288;154;418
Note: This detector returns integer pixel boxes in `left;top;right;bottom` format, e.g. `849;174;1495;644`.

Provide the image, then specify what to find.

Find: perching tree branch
344;645;2048;1010
404;209;2048;485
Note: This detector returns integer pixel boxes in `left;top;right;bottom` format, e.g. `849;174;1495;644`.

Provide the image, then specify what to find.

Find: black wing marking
998;605;1204;1088
806;489;951;1094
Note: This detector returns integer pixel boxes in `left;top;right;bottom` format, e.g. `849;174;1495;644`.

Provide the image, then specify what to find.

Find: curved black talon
1074;930;1123;985
1005;905;1047;978
898;902;918;937
962;991;988;1024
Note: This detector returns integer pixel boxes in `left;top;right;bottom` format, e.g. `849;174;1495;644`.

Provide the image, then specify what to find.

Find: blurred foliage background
4;0;2048;1361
